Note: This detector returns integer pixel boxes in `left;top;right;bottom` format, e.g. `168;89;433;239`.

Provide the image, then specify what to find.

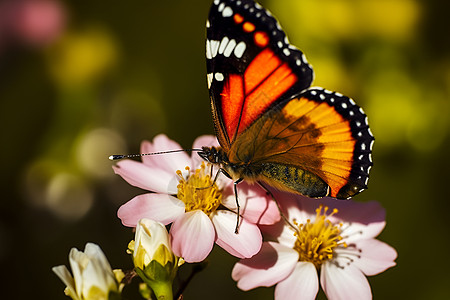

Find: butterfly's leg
257;181;298;233
211;169;243;234
233;178;243;234
196;167;229;190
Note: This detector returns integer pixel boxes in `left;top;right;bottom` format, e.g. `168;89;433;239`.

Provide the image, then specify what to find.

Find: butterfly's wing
229;88;374;199
206;0;313;152
206;0;374;199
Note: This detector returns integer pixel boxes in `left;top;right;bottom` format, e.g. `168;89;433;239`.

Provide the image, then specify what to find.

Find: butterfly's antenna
109;149;203;161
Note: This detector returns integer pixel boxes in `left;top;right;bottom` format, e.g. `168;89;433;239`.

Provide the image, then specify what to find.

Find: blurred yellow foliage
47;26;118;86
274;0;421;41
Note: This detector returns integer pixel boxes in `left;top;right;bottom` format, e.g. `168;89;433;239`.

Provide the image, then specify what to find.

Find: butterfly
199;0;374;200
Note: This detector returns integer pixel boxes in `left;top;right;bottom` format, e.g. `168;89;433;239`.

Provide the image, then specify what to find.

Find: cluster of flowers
53;135;397;300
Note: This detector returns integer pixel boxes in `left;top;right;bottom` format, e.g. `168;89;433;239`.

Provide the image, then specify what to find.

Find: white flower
53;243;123;300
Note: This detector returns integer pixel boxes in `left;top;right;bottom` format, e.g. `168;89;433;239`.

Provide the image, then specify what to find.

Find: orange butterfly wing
227;88;373;199
206;0;374;199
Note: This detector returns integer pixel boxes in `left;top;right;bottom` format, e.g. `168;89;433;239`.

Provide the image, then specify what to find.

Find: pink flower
232;194;397;300
114;134;280;263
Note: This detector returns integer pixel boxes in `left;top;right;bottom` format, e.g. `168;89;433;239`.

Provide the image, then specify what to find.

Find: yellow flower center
293;205;346;268
176;163;222;215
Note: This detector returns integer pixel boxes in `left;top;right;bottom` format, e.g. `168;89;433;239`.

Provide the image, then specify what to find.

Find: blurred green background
1;0;449;299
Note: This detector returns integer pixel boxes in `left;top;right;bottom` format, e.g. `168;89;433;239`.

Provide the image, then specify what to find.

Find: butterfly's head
198;146;227;165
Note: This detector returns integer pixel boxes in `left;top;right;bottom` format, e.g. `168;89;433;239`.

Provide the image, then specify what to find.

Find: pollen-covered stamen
293;205;346;268
176;163;222;215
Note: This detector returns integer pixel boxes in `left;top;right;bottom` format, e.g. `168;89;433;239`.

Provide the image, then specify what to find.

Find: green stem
150;280;173;300
135;268;173;300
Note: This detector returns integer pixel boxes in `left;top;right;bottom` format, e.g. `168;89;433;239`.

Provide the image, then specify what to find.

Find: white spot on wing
283;48;290;56
218;2;225;12
224;39;237;57
206;40;212;59
234;41;246;58
218;36;229;54
207;73;213;88
222;6;233;17
215;73;224;81
210;40;220;58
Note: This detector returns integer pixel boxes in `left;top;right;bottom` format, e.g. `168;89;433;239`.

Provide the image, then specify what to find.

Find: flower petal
331;200;387;242
232;241;299;291
275;262;318;300
117;193;185;227
212;210;262;258
222;182;280;225
170;210;215;263
52;265;78;299
321;261;372;300
142;134;192;174
351;239;397;276
113;160;178;194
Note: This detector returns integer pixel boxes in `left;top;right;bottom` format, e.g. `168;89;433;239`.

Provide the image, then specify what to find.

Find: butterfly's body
203;0;374;200
200;135;331;198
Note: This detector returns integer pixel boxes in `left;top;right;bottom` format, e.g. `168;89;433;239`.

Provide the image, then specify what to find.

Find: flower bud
130;218;183;299
53;243;124;300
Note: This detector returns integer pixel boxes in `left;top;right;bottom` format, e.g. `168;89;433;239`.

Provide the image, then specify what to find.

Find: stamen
293;205;347;268
176;163;222;215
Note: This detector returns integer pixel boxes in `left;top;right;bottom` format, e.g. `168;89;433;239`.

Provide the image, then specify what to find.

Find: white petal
84;243;111;272
351;239;397;276
321;261;372;300
68;248;85;296
232;241;299;290
275;262;318;300
81;244;116;296
52;265;79;299
135;219;171;260
212;210;262;258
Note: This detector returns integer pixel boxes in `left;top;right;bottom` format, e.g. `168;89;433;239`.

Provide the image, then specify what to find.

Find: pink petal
351;239;397;276
141;135;191;177
113;160;179;194
212;210;262;258
232;241;299;291
259;219;297;249
170;210;215;263
330;200;387;242
271;190;315;224
275;262;318;300
321;261;372;300
191;135;219;167
222;182;280;225
117;193;185;227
